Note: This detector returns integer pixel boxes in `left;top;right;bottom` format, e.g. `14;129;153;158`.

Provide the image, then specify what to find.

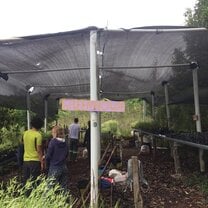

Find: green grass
0;176;75;208
0;176;122;208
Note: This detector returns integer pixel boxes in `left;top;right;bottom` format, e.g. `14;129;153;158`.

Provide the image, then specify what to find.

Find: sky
0;0;197;38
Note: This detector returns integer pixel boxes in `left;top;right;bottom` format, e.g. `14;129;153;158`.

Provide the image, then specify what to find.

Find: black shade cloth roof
0;26;208;115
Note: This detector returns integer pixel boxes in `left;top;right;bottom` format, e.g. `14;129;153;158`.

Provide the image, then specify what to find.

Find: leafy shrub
101;120;121;136
41;131;52;141
132;120;161;133
0;125;23;152
0;176;75;208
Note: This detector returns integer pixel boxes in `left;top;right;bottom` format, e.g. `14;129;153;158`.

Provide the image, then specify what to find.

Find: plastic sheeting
0;26;208;115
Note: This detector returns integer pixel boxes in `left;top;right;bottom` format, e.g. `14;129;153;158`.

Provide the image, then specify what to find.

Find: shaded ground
0;144;207;207
68;145;207;208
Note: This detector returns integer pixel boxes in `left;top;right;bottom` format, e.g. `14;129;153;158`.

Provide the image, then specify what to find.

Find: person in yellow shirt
23;117;44;185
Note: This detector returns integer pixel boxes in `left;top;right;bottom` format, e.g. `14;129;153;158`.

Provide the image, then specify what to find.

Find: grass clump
0;176;75;208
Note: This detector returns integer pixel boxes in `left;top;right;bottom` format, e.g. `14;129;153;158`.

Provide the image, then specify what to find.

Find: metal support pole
26;92;31;130
151;91;155;120
90;30;99;208
162;81;181;175
55;98;59;125
192;66;204;172
44;95;49;133
151;91;156;156
163;82;170;128
142;99;146;122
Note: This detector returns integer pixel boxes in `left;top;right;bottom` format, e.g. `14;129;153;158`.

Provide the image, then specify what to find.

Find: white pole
26;92;31;130
151;91;157;155
44;95;49;133
90;30;99;208
163;82;170;128
192;66;204;172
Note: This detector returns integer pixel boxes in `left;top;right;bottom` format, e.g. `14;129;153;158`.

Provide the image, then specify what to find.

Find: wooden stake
131;156;143;208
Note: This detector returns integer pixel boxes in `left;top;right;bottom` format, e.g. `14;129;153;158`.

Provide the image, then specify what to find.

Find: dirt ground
1;143;207;208
68;144;207;208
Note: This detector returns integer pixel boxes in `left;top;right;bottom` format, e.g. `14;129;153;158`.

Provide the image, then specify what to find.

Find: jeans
48;165;68;192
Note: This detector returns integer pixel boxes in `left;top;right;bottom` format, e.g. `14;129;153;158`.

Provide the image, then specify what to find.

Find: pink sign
61;99;125;112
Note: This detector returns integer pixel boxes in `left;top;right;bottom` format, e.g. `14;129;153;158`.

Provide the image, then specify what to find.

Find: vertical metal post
142;99;146;122
151;91;157;156
163;81;170;128
151;91;155;120
90;30;99;208
44;95;49;133
162;81;181;175
26;91;31;130
192;65;204;172
55;98;59;125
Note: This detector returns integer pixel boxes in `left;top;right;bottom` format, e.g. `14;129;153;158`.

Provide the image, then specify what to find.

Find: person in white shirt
68;118;80;162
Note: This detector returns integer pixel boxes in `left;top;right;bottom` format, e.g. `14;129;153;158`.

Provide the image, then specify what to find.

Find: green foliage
0;126;24;152
132;120;160;132
0;107;27;129
0;177;75;208
101;120;121;136
58;110;90;129
57;98;208;137
41;131;52;141
0;176;121;208
169;105;195;132
57;99;147;137
185;0;208;28
155;105;195;132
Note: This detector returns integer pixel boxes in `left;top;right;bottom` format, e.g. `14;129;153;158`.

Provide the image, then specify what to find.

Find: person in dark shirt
84;120;91;166
46;127;68;191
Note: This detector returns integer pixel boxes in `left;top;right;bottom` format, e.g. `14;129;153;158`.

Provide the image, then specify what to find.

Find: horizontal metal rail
105;27;207;33
33;83;90;88
3;63;193;75
133;129;208;151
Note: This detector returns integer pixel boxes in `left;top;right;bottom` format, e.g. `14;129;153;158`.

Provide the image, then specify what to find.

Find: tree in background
185;0;208;27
